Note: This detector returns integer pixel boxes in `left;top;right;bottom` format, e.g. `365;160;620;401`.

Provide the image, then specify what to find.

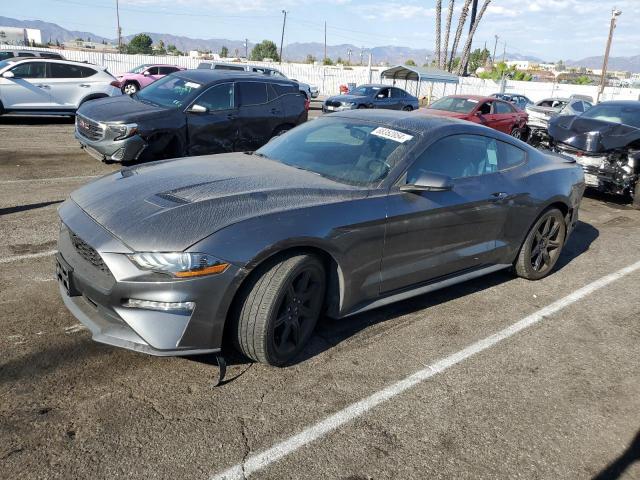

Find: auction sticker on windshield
371;127;414;143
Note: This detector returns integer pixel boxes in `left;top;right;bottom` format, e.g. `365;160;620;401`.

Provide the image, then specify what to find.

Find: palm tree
457;0;492;75
434;0;442;67
448;0;472;72
441;0;455;70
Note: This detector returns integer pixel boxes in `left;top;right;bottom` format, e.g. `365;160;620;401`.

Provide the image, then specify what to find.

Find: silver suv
0;58;121;116
197;61;315;100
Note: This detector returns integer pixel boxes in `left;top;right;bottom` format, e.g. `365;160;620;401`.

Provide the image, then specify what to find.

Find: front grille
325;100;341;108
76;114;105;141
69;231;110;274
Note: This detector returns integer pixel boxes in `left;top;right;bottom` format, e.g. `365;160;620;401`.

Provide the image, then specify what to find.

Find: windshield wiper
252;152;271;159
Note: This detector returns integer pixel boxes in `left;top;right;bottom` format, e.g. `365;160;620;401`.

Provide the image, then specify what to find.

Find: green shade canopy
380;65;458;84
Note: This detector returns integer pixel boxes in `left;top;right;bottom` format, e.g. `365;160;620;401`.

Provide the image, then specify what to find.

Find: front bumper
322;104;356;113
75;117;147;163
56;200;244;356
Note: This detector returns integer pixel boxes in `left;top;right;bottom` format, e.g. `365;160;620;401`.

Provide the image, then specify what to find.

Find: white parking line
210;259;640;480
0;250;57;264
0;175;99;185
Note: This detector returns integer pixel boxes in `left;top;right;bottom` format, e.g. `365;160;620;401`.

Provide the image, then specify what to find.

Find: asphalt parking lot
1;111;640;480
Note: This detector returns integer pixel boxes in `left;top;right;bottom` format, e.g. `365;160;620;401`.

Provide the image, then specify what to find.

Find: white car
0;58;121;116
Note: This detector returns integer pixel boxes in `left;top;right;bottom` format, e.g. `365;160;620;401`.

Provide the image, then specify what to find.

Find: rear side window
238;81;268;106
49;63;97;78
158;66;179;75
214;64;245;71
17;52;35;57
40;53;63;59
197;63;212;70
271;82;296;97
10;62;46;78
391;88;406;98
494;102;513;114
0;52;15;60
497;141;526;170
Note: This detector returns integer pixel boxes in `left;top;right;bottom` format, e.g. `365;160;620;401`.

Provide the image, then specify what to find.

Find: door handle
270;108;281;114
489;192;508;201
36;84;50;89
79;84;91;88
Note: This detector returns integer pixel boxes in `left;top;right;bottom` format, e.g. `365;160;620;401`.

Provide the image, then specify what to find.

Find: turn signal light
174;263;229;278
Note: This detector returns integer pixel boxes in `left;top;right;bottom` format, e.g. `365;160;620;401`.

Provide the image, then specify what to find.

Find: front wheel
122;82;138;95
514;208;566;280
233;254;326;366
510;127;525;141
402;105;413;111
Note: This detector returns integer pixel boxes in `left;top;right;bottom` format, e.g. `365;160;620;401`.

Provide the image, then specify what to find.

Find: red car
423;95;529;140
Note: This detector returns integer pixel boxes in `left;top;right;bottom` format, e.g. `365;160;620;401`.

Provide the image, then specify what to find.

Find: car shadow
194;219;599;376
0;115;74;125
0;199;64;216
592;428;640;480
554;220;599;272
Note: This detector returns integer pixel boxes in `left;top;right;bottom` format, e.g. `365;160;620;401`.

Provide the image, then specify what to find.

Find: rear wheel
122;82;139;95
514;208;566;280
233;254;326;366
403;105;413;111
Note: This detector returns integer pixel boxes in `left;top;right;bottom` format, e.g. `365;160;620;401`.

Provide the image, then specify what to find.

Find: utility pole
324;21;327;63
463;0;479;75
492;34;499;67
279;10;287;64
115;0;122;51
502;41;506;63
347;48;352;65
244;38;248;59
597;7;622;103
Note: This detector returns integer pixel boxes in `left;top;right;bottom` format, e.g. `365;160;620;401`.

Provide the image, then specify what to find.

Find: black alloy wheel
514;208;566;280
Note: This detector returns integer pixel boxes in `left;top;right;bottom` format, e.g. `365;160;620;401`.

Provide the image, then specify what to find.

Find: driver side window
406;134;499;183
10;62;46;78
193;83;234;111
376;88;389;99
478;102;492;115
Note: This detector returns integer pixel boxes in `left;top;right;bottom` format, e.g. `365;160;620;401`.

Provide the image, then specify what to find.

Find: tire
272;125;291;138
632;179;640;210
357;104;367;109
514;208;567;280
403;105;413;111
510;127;524;141
233;254;326;366
122;82;139;95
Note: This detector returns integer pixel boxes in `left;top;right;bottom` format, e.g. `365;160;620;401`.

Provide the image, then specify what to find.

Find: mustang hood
549;115;640;153
77;95;174;123
68;153;365;252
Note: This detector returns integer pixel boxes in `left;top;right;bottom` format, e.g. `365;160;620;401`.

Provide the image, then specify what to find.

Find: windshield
580;103;640;128
128;64;150;74
349;86;381;96
255;118;415;186
428;96;478;113
134;75;203;108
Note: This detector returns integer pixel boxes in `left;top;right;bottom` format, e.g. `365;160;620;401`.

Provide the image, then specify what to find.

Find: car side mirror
2;71;15;79
188;104;208;113
143;71;151;76
400;171;453;193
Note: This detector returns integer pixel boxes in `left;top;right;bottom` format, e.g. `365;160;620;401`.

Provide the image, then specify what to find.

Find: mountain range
3;16;639;72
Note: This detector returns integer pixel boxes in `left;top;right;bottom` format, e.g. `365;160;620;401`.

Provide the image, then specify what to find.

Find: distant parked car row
323;84;420;112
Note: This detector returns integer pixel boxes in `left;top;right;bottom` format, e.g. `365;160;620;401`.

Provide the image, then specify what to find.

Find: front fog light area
122;299;195;312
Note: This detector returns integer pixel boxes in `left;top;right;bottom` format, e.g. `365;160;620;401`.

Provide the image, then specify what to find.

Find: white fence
3;44;640;101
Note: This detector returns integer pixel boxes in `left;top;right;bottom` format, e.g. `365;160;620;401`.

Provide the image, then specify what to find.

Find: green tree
220;45;229;57
468;47;490;74
127;33;153;54
572;75;592;85
305;54;316;64
336;56;344;64
405;59;417;66
250;40;279;61
322;57;333;66
154;39;166;55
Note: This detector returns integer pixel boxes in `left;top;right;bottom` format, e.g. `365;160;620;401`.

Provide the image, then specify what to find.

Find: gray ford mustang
57;110;585;366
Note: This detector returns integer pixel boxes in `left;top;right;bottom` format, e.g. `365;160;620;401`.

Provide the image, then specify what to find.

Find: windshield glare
128;64;150;74
580;104;640;128
135;75;202;108
428;96;478;113
255;118;415;186
349;86;381;96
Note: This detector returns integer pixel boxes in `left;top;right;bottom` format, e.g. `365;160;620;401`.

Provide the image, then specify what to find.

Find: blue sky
2;0;639;61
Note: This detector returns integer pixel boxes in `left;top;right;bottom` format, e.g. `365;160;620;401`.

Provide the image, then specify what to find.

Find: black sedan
74;70;307;163
323;84;419;113
57;111;584;367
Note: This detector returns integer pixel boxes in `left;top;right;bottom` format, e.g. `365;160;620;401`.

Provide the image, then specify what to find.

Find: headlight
128;252;229;278
109;123;138;141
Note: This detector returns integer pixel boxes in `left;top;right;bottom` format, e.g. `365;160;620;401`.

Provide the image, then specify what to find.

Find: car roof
444;94;497;102
176;69;297;85
2;57;100;67
595;100;640;107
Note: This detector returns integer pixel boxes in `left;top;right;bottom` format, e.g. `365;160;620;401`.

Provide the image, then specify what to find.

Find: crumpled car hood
69;153;365;252
77;95;173;123
549;115;640;153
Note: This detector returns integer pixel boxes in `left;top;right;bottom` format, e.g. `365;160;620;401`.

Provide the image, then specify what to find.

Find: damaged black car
549;100;640;207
